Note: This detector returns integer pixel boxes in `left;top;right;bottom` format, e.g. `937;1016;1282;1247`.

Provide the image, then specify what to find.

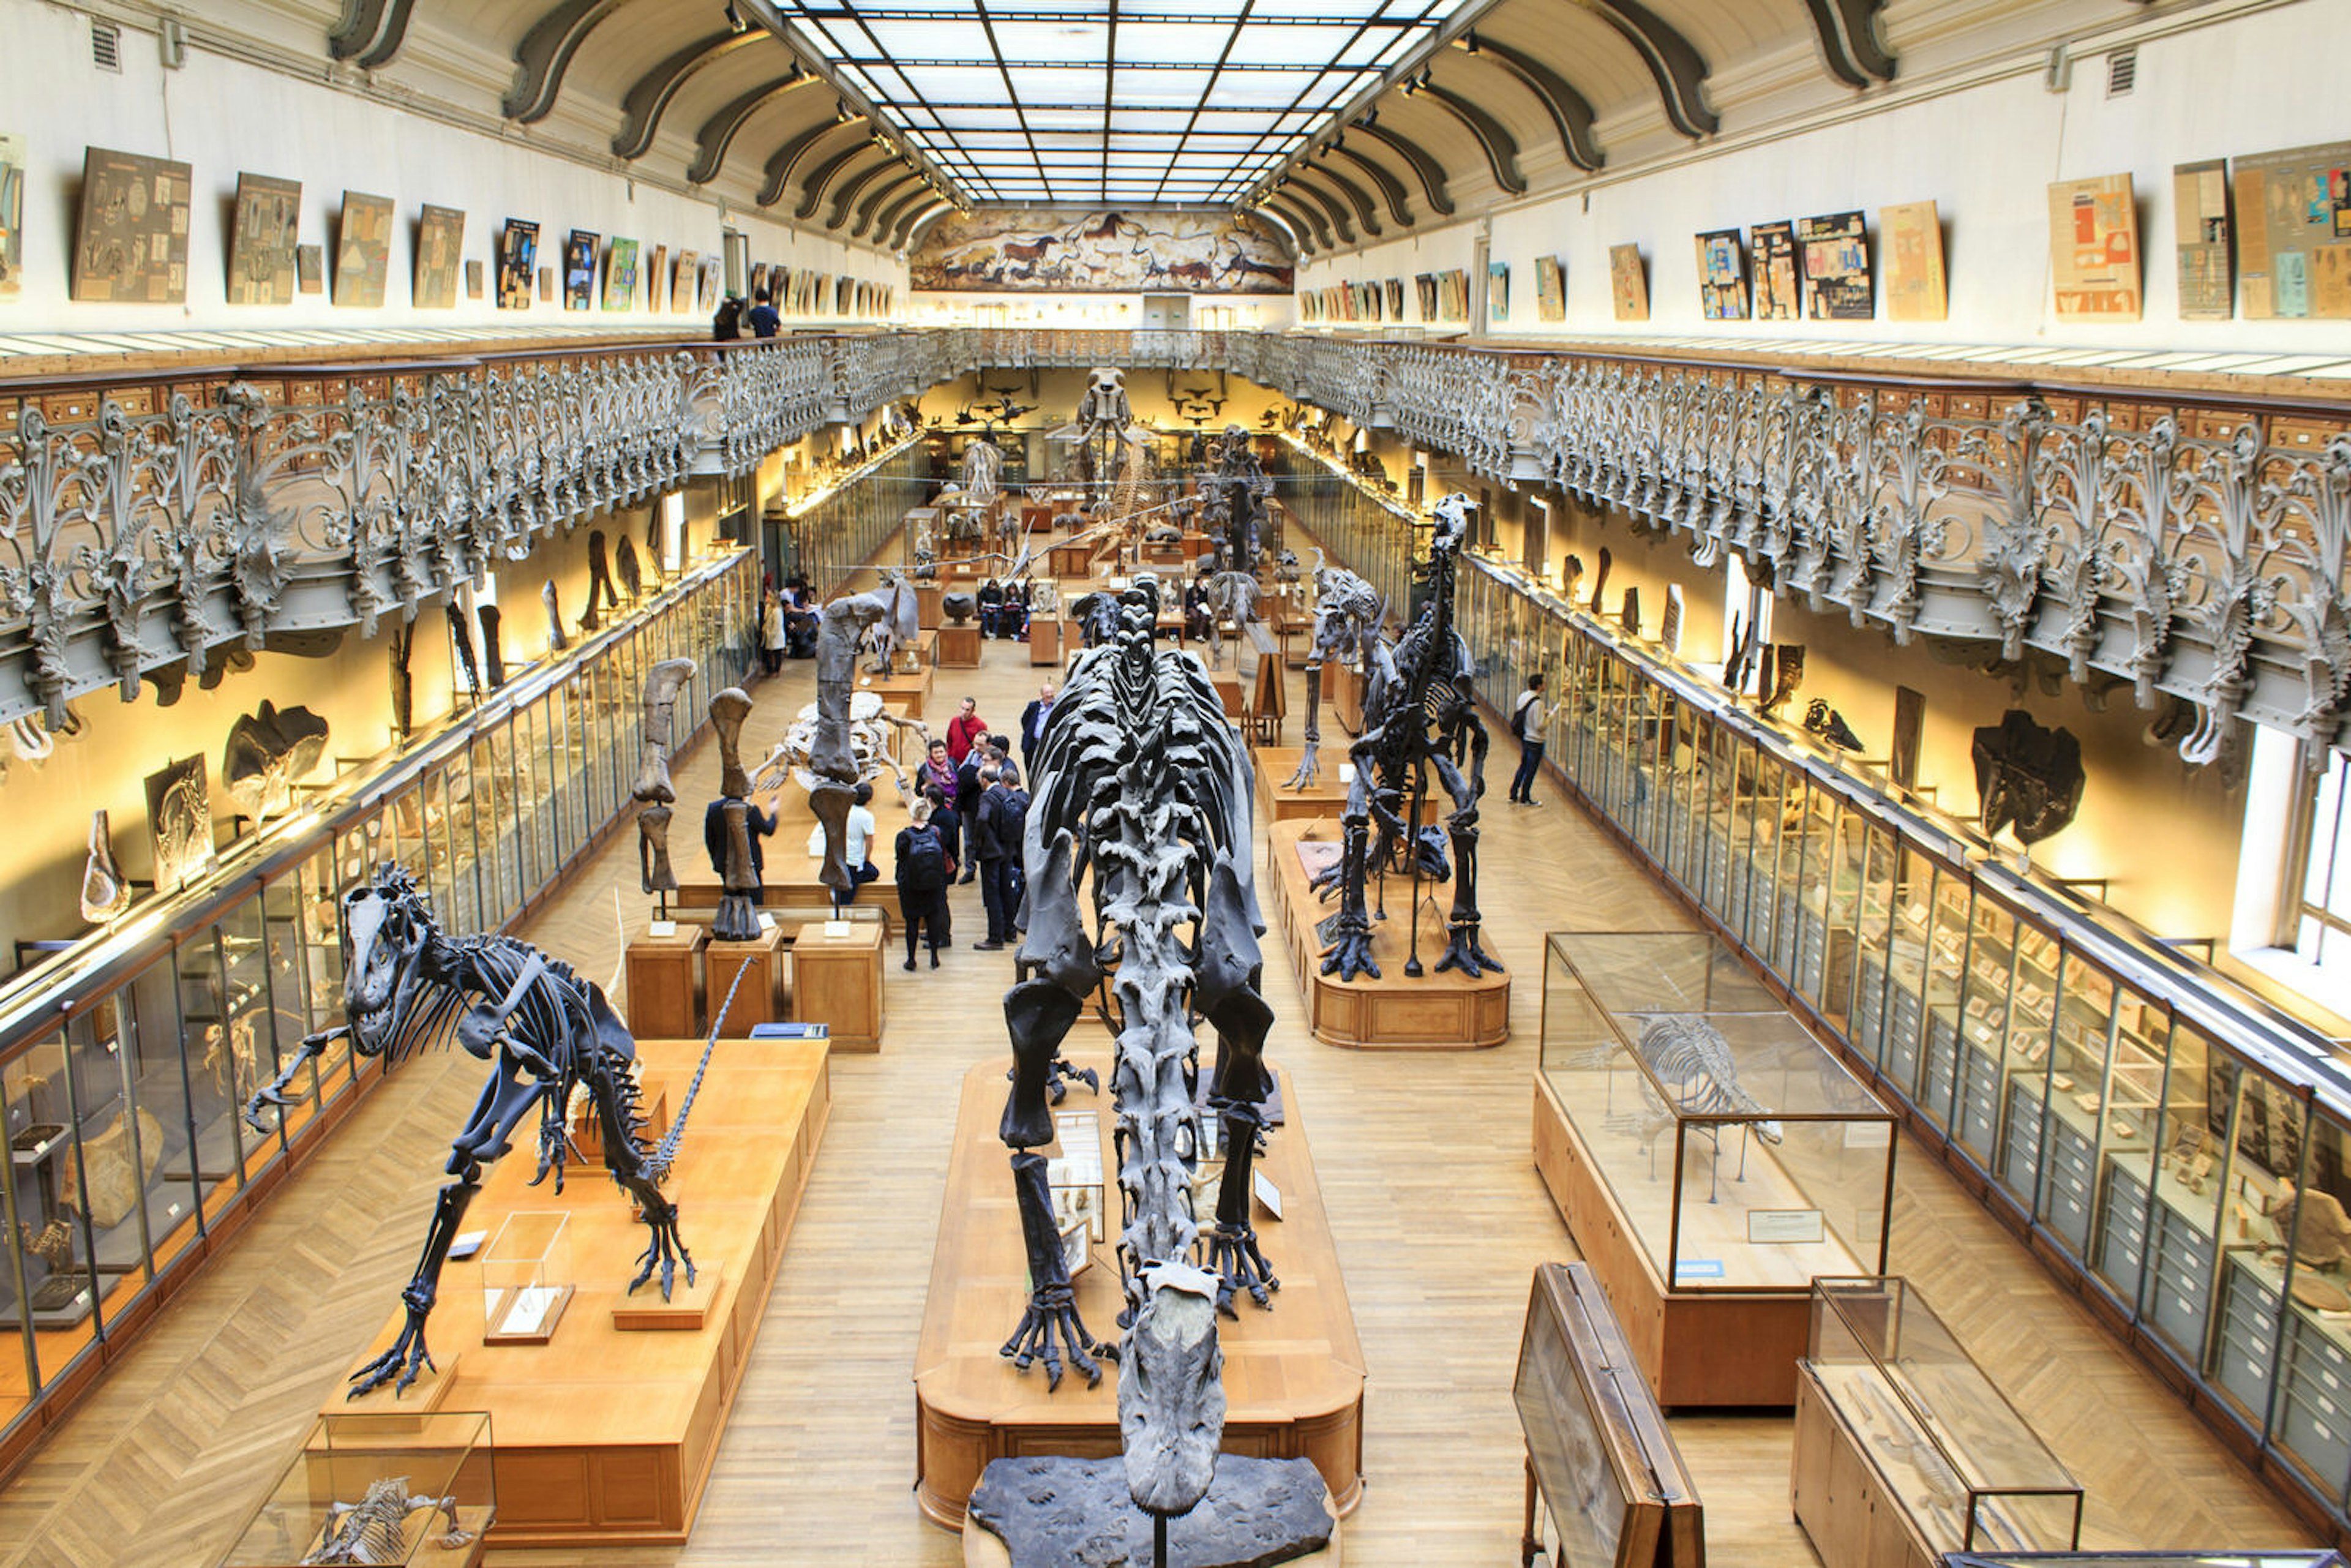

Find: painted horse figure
245;864;690;1397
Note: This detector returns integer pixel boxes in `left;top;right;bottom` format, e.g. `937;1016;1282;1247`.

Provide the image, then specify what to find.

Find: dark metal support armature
1799;0;1897;86
1413;78;1528;195
1352;121;1455;217
1265;194;1332;255
828;154;907;231
328;0;418;69
797;142;889;222
1584;0;1719;137
1303;159;1392;236
1283;176;1357;247
758;115;861;208
852;169;926;240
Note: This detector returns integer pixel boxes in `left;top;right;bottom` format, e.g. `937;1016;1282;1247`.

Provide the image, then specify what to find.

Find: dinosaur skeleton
301;1475;473;1565
1313;495;1501;982
997;575;1283;1523
752;690;930;811
1284;550;1385;788
807;579;918;894
245;864;722;1398
1195;424;1272;671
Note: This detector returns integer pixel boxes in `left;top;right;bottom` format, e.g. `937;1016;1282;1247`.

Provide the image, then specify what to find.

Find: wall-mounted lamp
724;0;746;34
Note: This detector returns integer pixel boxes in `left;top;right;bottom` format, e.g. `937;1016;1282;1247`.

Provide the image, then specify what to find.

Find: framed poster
563;230;599;310
1385;277;1404;318
332;190;394;308
1879;200;1946;322
1796;211;1871;319
697;256;721;312
1415;272;1438;318
1534;255;1564;321
296;244;324;294
0;132;21;301
2047;174;2139;320
671;249;699;312
539;264;555;302
1607;244;1648;321
748;260;770;301
602;237;639;310
645;244;666;312
1693;230;1746;320
72;146;192;304
497;219;538;309
1748;220;1798;321
2232;141;2351;319
1441;268;1469;320
227;173;302;306
464;258;484;300
414;204;464;309
2173;159;2232;321
1488;260;1510;321
836;275;853;313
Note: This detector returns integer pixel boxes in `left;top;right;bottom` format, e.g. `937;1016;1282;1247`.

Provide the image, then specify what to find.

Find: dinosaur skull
342;879;428;1059
1117;1261;1225;1517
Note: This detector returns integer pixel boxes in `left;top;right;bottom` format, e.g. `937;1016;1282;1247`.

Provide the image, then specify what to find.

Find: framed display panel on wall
72;146;191;304
2232;141;2351;319
602;238;639;311
1535;256;1564;322
1694;230;1746;320
563;231;599;310
331;191;394;309
1608;245;1648;321
226;174;301;306
2174;159;2234;320
1879;200;1946;323
497;220;537;310
2047;173;2142;321
1749;220;1798;321
1796;211;1871;320
413;204;464;309
0;132;23;301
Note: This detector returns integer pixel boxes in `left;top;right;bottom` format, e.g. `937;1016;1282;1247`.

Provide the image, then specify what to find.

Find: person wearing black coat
972;767;1012;948
977;577;1007;637
702;791;778;895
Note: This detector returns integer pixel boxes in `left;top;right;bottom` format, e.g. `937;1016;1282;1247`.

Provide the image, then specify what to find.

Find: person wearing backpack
996;761;1030;936
894;800;954;969
1508;670;1550;806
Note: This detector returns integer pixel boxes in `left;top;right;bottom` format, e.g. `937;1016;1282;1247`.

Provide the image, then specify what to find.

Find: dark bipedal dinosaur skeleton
1311;494;1502;982
996;575;1283;1521
246;865;737;1398
1283;549;1384;789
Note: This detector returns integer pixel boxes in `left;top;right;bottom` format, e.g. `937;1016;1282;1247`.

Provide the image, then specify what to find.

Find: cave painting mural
911;208;1294;294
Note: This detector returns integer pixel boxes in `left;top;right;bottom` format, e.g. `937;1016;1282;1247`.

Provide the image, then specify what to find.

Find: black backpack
899;824;947;892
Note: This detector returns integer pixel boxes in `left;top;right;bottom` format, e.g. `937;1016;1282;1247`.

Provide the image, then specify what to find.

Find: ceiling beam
798;143;891;222
1299;161;1387;239
872;184;934;249
852;169;925;241
613;29;773;160
1581;0;1717;138
504;0;629;124
1327;142;1415;229
686;71;815;186
1800;0;1897;86
326;0;418;69
757;115;862;207
1284;176;1359;246
1251;203;1314;258
1351;119;1454;217
828;152;908;231
1458;36;1602;173
1272;185;1341;251
1412;76;1528;195
894;198;955;252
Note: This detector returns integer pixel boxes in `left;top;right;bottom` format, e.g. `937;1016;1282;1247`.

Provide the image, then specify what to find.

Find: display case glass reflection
219;1410;495;1568
1543;932;1896;1290
1807;1277;2082;1553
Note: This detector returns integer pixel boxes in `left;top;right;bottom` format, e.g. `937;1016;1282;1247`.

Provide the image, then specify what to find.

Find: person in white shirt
836;782;881;909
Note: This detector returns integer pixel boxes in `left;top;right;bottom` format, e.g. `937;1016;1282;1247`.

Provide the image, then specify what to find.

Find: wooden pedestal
938;623;984;668
1531;1074;1811;1408
1049;543;1095;578
911;628;940;669
866;666;934;720
913;1056;1365;1530
1027;618;1061;664
703;926;786;1035
789;921;885;1052
1791;1365;1938;1568
1262;819;1510;1051
917;583;944;631
329;1040;831;1548
1330;664;1365;735
1251;748;1352;825
1212;673;1244;718
624;922;705;1040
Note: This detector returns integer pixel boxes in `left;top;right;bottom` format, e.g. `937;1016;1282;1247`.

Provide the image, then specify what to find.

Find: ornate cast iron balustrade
6;329;2350;768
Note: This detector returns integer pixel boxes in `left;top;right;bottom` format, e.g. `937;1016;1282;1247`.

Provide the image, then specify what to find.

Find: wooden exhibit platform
1250;747;1352;825
1263;819;1510;1051
912;1054;1365;1530
868;665;936;719
328;1039;831;1548
1531;1071;1810;1408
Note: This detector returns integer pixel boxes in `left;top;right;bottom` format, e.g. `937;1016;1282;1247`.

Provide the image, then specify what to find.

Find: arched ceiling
309;0;1911;242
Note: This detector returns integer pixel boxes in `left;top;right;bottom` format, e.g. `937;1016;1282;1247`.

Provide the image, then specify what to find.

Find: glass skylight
763;0;1471;206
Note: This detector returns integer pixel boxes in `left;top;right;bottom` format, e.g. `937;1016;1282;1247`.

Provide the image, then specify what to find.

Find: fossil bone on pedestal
81;809;132;924
542;580;568;653
707;686;762;939
222;701;332;822
709;685;754;798
632;658;697;803
477;605;505;688
616;535;643;602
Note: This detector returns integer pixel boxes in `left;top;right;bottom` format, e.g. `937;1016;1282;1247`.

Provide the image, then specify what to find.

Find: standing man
1508;670;1550;806
1019;683;1057;774
946;695;987;764
833;782;882;909
972;765;1011;950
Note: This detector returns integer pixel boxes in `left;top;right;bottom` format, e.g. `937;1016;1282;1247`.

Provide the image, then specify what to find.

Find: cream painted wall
0;3;906;334
1298;0;2351;356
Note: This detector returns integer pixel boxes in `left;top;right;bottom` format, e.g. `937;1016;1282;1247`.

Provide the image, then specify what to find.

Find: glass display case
1944;1556;2347;1567
219;1410;495;1568
0;544;755;1467
1798;1277;2083;1557
1543;932;1897;1294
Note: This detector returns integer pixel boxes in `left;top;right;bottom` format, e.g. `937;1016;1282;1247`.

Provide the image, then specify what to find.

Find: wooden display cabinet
703;925;786;1035
789;921;883;1052
624;921;705;1040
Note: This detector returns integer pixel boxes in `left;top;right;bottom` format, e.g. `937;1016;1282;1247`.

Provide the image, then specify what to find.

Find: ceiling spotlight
724;0;746;33
836;102;855;124
1461;31;1480;53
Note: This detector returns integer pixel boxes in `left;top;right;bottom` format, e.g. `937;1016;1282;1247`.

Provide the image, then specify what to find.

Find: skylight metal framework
760;0;1474;207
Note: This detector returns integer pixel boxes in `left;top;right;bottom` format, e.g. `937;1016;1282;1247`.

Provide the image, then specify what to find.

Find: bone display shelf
937;626;983;668
865;666;936;721
1249;748;1355;825
1262;818;1509;1051
1534;931;1897;1408
786;922;883;1052
324;1038;830;1549
0;548;758;1481
912;1054;1365;1529
624;921;705;1040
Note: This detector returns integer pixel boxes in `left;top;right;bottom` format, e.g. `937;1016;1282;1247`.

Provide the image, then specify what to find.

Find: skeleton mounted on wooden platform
1311;493;1502;981
1195;423;1270;671
994;574;1284;1521
1284;551;1385;788
246;864;738;1397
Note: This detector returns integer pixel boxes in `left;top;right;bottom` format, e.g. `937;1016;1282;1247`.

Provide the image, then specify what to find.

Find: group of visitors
757;579;820;672
974;579;1033;640
713;288;782;342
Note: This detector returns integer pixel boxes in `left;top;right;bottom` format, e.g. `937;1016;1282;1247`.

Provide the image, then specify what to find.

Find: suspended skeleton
997;576;1285;1524
244;865;714;1397
751;690;929;812
301;1476;473;1566
1313;496;1501;981
1285;551;1385;787
1608;1015;1783;1201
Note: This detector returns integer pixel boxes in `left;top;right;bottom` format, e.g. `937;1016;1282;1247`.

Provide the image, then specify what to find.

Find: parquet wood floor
0;588;2315;1565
